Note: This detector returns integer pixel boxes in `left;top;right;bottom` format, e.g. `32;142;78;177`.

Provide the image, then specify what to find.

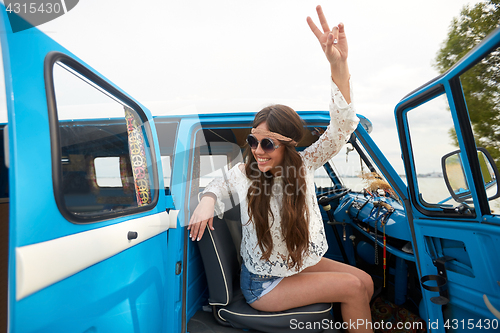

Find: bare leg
251;259;374;333
302;257;374;300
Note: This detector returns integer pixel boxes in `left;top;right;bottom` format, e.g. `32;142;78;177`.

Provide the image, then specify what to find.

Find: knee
361;272;374;298
345;274;368;301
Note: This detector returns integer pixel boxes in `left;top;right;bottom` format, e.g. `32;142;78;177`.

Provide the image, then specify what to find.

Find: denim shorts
240;263;283;304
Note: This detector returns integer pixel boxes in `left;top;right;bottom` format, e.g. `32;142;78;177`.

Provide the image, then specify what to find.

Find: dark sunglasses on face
246;134;281;153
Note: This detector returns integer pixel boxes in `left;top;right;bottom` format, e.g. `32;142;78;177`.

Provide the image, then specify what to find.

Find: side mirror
358;116;373;134
442;148;500;203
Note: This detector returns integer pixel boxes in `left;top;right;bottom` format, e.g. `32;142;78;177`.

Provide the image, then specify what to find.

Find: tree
434;0;500;167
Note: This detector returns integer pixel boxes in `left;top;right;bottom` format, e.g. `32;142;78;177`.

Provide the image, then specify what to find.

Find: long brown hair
244;105;310;271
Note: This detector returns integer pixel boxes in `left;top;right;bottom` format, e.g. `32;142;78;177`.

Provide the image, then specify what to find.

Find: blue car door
396;28;500;331
0;8;177;333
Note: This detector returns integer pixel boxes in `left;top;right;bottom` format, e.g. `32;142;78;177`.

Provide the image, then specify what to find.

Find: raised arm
301;6;358;170
307;5;350;101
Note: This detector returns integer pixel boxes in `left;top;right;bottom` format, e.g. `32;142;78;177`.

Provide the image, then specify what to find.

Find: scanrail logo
5;0;79;33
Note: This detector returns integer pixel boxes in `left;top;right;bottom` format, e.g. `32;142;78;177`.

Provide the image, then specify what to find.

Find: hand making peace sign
307;5;348;65
307;5;350;102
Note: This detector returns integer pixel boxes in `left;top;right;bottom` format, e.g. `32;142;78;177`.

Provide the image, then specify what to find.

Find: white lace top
202;78;359;277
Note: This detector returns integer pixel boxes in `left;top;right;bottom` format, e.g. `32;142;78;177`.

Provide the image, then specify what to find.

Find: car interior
185;125;424;333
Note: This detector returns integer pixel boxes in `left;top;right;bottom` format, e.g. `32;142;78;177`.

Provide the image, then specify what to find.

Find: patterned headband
251;128;298;146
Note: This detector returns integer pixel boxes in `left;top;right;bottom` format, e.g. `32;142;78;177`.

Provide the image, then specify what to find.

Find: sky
3;0;485;174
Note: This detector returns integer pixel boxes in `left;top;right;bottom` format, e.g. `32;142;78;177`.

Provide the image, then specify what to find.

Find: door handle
127;231;138;240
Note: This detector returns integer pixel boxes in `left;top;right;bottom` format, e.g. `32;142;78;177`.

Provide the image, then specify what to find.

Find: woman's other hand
187;195;216;241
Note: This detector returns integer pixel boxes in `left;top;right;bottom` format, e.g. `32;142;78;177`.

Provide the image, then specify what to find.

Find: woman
188;6;374;332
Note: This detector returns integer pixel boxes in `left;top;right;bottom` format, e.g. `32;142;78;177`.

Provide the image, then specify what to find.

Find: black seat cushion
197;217;338;332
217;290;333;333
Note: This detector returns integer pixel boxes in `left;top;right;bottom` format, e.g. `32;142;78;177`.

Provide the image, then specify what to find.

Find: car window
49;59;158;222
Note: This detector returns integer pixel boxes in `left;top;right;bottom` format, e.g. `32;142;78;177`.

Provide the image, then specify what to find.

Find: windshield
326;141;397;199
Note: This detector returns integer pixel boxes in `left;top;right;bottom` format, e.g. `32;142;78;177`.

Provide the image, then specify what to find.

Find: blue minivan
1;5;499;333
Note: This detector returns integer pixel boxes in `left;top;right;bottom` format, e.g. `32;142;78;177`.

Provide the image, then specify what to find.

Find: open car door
0;7;179;333
396;27;500;331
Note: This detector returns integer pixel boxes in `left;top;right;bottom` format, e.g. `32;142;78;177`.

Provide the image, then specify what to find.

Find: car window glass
406;93;475;210
459;46;500;213
51;61;157;221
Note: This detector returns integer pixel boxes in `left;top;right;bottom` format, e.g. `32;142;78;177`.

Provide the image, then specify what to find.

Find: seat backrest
197;215;241;306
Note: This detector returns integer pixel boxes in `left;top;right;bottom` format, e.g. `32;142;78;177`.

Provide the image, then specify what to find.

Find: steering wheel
317;187;351;206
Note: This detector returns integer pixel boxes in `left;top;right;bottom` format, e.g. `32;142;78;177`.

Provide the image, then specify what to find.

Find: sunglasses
246;134;281;153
